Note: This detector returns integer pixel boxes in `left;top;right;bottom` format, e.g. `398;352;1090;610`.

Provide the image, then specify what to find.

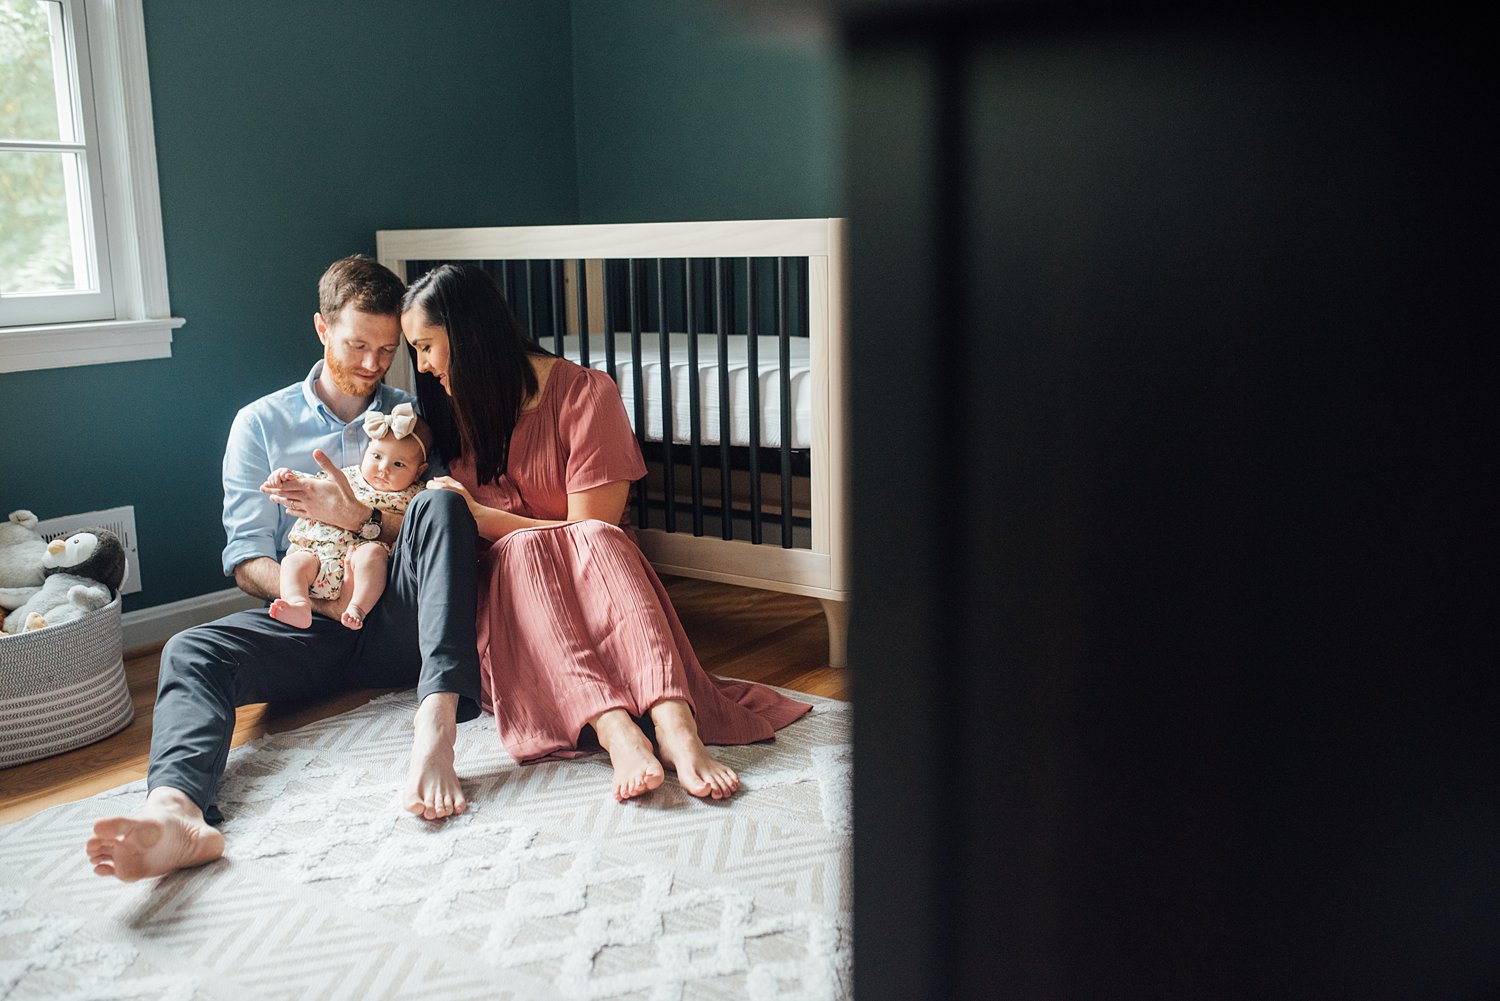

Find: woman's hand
426;475;478;514
261;450;366;530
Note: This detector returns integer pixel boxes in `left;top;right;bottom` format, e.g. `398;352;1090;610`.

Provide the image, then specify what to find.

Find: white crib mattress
558;333;813;450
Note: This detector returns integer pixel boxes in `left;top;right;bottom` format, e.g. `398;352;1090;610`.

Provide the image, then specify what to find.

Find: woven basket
0;594;132;769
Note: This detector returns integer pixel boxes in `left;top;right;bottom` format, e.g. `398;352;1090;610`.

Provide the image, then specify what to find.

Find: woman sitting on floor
401;264;810;801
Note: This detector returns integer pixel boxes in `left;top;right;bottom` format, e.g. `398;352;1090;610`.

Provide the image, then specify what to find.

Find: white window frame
1;0;116;328
0;0;183;374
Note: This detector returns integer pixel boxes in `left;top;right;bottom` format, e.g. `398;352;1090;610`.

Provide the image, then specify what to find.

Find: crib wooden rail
376;218;850;667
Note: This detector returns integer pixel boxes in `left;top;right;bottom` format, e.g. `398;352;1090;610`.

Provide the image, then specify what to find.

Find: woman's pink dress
451;357;811;761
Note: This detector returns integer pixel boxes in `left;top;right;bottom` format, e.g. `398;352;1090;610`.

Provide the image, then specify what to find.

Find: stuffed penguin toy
0;529;127;633
44;528;128;593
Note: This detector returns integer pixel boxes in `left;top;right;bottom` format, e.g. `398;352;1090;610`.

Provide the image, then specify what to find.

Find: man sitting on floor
86;255;482;881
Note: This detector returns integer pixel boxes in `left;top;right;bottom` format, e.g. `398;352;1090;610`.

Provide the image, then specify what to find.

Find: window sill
0;317;185;375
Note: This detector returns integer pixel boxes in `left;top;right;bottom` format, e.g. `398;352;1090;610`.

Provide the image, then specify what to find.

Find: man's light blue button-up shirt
220;362;422;577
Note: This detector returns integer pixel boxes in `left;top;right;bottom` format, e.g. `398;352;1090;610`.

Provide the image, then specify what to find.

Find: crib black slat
574;260;590;368
603;261;618;383
686;260;704;536
656;259;676;534
746;258;763;545
778;257;794;549
715;258;733;540
523;261;536;340
550;260;565;357
629;259;648;530
498;262;522;341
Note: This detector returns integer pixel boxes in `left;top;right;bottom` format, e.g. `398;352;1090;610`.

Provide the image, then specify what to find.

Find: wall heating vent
33;505;143;596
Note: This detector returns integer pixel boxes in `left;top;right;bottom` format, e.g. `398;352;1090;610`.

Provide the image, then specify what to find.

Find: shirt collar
301;361;329;419
303;360;385;427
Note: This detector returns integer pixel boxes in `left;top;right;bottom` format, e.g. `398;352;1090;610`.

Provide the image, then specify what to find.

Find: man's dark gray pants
147;489;482;822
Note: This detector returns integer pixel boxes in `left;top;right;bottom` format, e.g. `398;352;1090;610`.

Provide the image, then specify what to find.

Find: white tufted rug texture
0;687;851;1000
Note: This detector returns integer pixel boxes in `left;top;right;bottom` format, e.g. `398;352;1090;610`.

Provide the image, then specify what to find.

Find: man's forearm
233;557;281;602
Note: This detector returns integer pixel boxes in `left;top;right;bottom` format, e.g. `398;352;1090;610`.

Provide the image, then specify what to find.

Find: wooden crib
376;219;850;667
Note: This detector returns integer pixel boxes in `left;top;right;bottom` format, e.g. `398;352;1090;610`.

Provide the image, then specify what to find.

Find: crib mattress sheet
559;333;813;450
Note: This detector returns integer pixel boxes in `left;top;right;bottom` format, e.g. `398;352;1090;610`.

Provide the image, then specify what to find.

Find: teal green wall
0;1;578;612
0;1;838;614
569;0;841;222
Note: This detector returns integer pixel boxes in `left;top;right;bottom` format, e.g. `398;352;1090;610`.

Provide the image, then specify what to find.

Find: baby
266;403;430;630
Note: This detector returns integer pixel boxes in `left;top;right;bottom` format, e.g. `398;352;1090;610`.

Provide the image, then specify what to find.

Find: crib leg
818;597;850;669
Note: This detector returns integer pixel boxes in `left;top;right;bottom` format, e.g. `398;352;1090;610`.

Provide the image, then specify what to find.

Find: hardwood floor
0;577;846;825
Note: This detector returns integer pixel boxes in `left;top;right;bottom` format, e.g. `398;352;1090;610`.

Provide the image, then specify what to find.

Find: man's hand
261;449;368;531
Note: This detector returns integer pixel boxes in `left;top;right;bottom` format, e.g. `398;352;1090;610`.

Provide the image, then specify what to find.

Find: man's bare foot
401;692;466;820
269;598;312;629
651;699;739;800
592;708;665;802
340;603;365;630
85;787;224;882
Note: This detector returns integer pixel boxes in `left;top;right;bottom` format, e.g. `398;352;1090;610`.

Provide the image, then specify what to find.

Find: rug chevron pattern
0;688;851;1000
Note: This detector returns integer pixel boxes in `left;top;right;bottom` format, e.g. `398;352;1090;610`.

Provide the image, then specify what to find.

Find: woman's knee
502;520;625;556
572;518;627;544
496;526;547;559
573;519;633;555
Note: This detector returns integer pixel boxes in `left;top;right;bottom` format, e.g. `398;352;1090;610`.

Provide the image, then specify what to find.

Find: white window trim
0;0;183;375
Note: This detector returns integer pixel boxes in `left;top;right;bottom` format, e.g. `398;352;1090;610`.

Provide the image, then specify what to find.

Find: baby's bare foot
340;603;365;630
269;598;312;629
85;789;224;882
652;701;738;800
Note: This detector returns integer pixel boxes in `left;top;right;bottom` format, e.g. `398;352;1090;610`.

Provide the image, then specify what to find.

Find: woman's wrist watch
357;506;382;540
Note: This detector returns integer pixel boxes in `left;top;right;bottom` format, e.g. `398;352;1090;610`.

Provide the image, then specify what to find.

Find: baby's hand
263;467;302;489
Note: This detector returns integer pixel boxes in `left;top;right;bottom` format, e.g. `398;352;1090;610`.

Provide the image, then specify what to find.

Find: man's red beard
324;348;381;396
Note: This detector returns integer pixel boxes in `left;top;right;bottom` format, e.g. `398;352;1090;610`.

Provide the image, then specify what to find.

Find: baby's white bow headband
363;403;426;459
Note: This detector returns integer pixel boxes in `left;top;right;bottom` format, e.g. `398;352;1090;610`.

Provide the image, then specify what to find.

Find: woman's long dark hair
403;264;539;486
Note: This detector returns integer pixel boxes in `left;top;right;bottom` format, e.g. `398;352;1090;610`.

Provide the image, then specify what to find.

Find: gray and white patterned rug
0;688;851;1000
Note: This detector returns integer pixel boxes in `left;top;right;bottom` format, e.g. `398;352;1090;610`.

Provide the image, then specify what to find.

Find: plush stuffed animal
1;573;112;633
0;510;49;615
44;528;128;593
0;527;126;635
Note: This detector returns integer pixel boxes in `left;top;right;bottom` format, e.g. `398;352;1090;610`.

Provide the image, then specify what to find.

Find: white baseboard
122;588;261;651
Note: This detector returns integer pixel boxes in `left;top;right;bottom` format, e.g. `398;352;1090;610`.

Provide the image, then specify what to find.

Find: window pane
0;149;88;294
0;0;66;142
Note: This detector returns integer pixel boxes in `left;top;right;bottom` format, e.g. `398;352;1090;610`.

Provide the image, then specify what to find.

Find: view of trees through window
1;0;85;299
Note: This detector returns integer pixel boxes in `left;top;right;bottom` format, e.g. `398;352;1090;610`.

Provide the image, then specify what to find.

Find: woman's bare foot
85;787;224;882
340;603;365;630
592;708;665;802
269;598;312;629
401;692;466;820
651;700;739;800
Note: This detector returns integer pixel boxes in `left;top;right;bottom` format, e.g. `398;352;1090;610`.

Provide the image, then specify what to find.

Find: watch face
360;521;380;540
